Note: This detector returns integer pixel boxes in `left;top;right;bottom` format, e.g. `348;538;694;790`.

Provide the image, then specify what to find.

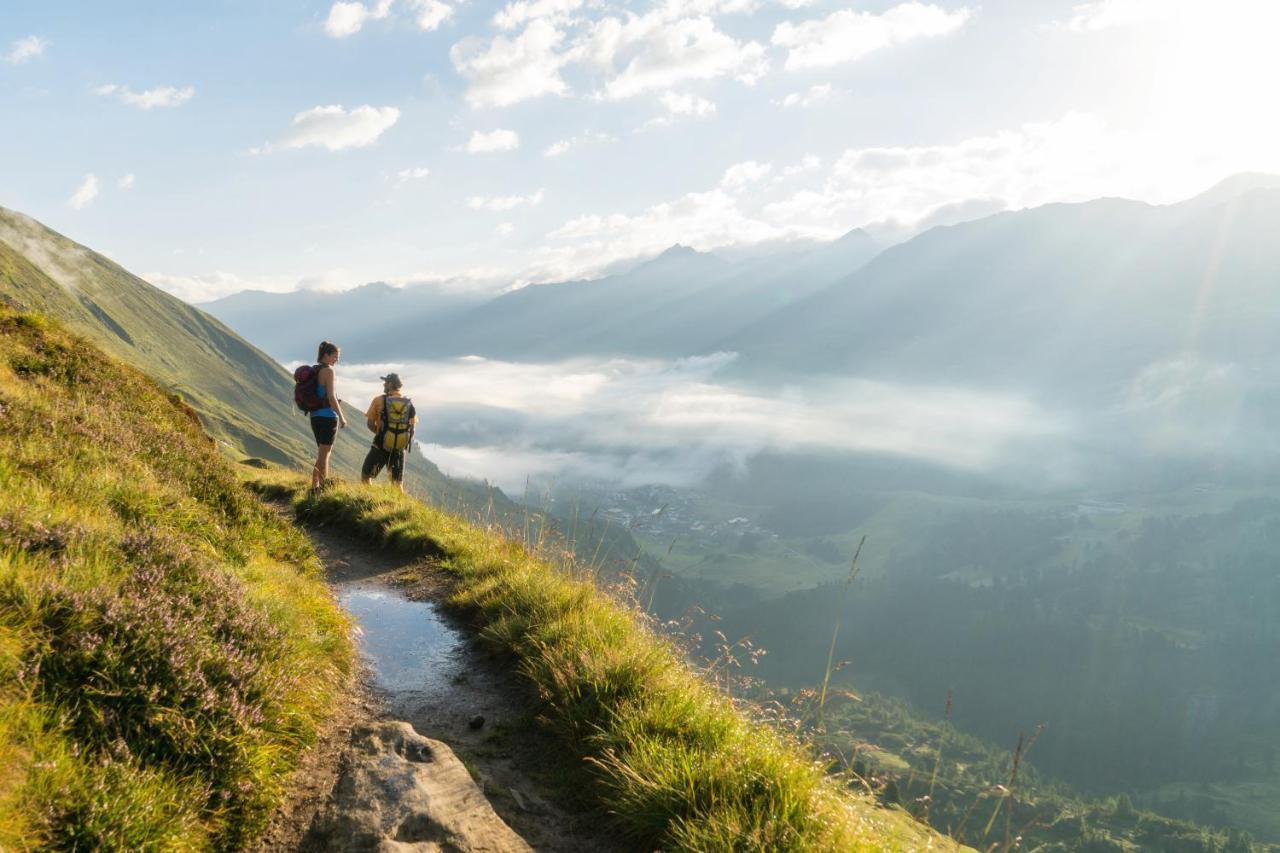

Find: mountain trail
254;518;623;852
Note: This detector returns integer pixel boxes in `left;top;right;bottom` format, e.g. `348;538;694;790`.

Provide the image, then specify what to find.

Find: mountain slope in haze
0;206;311;466
726;176;1280;402
199;279;485;363
201;230;880;363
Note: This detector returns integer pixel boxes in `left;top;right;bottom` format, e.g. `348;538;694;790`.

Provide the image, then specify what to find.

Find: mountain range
200;228;881;362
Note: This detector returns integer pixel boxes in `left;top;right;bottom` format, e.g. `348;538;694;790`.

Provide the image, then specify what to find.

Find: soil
253;519;626;853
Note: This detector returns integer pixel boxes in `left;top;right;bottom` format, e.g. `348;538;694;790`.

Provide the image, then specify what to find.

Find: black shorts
361;444;405;482
310;416;338;447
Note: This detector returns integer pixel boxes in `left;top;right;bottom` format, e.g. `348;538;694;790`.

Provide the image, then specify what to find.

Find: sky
2;0;1278;302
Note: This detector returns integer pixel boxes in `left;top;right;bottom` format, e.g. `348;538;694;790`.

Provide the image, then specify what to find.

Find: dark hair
317;341;339;362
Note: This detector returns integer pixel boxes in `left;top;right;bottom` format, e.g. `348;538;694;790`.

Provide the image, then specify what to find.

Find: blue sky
1;0;1276;301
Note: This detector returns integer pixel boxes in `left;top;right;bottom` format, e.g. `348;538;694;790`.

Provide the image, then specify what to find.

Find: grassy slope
0;309;352;850
247;470;957;852
0;208;313;467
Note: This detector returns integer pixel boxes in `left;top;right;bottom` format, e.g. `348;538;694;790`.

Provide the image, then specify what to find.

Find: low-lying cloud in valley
337;354;1063;492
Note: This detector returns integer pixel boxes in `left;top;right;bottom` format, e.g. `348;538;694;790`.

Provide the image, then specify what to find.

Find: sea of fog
334;354;1082;493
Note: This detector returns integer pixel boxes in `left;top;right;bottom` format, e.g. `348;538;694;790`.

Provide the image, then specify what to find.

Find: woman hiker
309;341;348;490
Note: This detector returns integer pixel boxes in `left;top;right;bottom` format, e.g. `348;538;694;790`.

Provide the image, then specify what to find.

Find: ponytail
317;341;339;362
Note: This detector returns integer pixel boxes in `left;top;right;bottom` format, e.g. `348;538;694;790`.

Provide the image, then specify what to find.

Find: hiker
361;372;417;492
302;341;347;490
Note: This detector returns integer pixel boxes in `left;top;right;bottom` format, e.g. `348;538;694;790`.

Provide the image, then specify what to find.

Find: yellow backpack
379;395;415;451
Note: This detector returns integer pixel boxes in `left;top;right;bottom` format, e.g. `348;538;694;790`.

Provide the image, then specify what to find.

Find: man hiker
361;372;417;492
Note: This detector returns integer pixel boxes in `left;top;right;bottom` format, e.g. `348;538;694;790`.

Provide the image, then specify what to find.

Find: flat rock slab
304;721;533;853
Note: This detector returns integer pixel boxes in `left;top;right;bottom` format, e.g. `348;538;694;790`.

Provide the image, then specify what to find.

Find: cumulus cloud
453;0;769;107
660;91;716;116
540;184;827;279
468;190;545;211
253;104;400;153
323;0;445;36
396;166;432;182
466;128;521;152
95;83;195;109
1064;0;1169;31
4;35;48;64
779;154;821;179
452;20;570;108
591;14;768;99
68;174;100;210
144;269;361;303
412;0;454;31
772;2;970;71
776;83;831;108
721;160;772;189
544;130;616;156
496;222;516;237
760;112;1168;239
117;173;136;190
335;354;1056;490
494;0;584;31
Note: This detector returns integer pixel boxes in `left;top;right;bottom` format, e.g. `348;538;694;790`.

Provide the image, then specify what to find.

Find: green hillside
0;207;312;467
0;308;352;848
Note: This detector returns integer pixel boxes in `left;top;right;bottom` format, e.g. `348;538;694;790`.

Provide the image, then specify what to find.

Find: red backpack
293;364;325;413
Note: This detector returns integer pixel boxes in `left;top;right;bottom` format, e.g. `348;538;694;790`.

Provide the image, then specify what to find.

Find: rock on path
303;721;533;853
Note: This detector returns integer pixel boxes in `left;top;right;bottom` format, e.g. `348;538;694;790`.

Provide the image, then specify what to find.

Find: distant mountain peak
833;228;877;248
628;243;728;277
1182;172;1280;210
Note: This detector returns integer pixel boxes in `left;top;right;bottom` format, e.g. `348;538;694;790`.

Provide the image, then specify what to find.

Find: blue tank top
311;379;336;419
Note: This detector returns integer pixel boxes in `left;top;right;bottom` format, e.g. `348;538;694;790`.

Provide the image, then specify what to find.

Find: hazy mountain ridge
200;229;881;362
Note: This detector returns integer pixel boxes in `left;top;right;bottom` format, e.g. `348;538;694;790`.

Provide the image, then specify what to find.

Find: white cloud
496;222;516;237
591;15;769;99
721;160;773;189
254;104;400;153
776;83;831;108
468;190;545;211
68;174;100;210
95;83;195;110
540;184;827;278
1065;0;1169;31
144;269;362;303
660;91;716;116
758;111;1223;243
494;0;583;31
778;154;821;179
543;130;617;156
772;2;970;71
466;128;521;153
396;166;432;182
323;0;442;36
412;0;453;31
4;35;48;64
325;1;373;36
117;173;136;190
452;20;570;108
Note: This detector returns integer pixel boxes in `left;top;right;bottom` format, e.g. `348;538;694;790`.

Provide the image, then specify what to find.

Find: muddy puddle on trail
338;580;464;701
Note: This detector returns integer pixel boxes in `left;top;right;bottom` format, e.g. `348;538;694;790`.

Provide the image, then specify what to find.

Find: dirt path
255;520;624;853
